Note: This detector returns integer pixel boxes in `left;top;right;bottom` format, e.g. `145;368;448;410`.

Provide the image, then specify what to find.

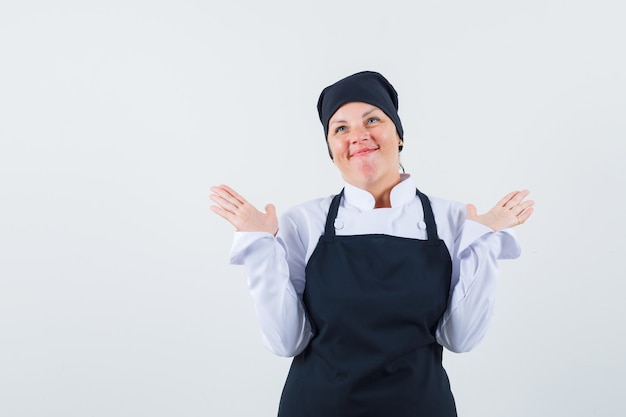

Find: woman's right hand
210;185;278;235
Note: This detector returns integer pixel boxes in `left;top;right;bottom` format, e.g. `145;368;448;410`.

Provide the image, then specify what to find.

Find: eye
366;117;380;124
334;125;347;134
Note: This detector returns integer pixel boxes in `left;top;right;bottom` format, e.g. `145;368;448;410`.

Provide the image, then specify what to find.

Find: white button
417;221;426;230
334;219;344;229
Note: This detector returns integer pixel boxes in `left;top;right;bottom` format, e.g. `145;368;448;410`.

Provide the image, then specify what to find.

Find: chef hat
317;71;404;157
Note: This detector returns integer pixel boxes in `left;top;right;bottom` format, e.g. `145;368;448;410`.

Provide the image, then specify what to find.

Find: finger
508;200;535;218
516;207;534;224
504;190;530;209
210;204;236;223
511;189;530;205
496;191;520;208
210;186;240;204
209;193;238;214
516;199;535;214
210;186;244;210
219;184;249;207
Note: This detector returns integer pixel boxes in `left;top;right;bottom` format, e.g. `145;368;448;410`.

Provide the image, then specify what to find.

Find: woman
210;71;534;417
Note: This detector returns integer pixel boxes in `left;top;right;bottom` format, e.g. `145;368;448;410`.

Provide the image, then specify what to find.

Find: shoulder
421;192;467;231
277;194;335;260
281;195;334;228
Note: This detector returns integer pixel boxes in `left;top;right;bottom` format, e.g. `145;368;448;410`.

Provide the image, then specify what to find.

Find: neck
369;183;397;208
373;193;392;208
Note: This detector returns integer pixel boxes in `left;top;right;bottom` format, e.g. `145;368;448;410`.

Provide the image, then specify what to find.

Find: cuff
492;228;522;259
458;220;522;260
229;231;276;265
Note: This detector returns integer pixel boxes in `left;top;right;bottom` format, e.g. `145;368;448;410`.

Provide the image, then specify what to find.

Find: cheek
327;139;346;158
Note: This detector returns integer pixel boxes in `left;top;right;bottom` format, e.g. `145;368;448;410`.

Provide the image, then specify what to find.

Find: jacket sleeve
229;214;314;357
436;218;521;353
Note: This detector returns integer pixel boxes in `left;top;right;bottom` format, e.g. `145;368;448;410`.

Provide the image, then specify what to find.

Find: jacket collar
342;174;414;211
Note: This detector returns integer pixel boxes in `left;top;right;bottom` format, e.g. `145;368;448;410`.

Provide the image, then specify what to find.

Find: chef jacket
229;174;521;357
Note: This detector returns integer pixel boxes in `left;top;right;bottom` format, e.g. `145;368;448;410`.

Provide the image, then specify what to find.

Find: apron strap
415;188;441;245
323;188;344;239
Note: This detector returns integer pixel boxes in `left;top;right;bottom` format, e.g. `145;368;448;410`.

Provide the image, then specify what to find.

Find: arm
436;190;534;353
211;185;313;357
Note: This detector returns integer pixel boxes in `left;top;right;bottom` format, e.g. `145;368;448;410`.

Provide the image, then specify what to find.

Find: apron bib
278;189;456;417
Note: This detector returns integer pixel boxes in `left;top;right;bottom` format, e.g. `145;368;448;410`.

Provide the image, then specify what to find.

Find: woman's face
327;102;402;191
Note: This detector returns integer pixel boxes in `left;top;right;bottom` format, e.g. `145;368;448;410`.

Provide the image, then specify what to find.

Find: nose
350;126;370;144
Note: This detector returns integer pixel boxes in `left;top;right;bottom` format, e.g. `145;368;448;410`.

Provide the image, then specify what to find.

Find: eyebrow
329;107;380;125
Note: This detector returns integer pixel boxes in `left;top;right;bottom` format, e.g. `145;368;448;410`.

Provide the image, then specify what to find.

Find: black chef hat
317;71;404;156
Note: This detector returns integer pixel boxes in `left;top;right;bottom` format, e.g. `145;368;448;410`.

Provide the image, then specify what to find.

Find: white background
1;1;624;416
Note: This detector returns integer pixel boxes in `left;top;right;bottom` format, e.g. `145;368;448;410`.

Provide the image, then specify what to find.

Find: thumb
466;203;477;220
264;204;278;236
264;203;276;218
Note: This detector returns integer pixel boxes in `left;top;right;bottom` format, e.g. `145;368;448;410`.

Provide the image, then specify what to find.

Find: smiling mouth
350;147;378;158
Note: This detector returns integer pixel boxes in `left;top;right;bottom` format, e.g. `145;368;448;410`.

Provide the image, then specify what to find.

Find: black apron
278;189;457;417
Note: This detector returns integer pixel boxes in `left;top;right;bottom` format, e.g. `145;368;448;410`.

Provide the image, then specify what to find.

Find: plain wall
1;1;624;416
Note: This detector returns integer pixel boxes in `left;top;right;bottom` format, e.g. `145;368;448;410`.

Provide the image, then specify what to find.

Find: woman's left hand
466;190;535;232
